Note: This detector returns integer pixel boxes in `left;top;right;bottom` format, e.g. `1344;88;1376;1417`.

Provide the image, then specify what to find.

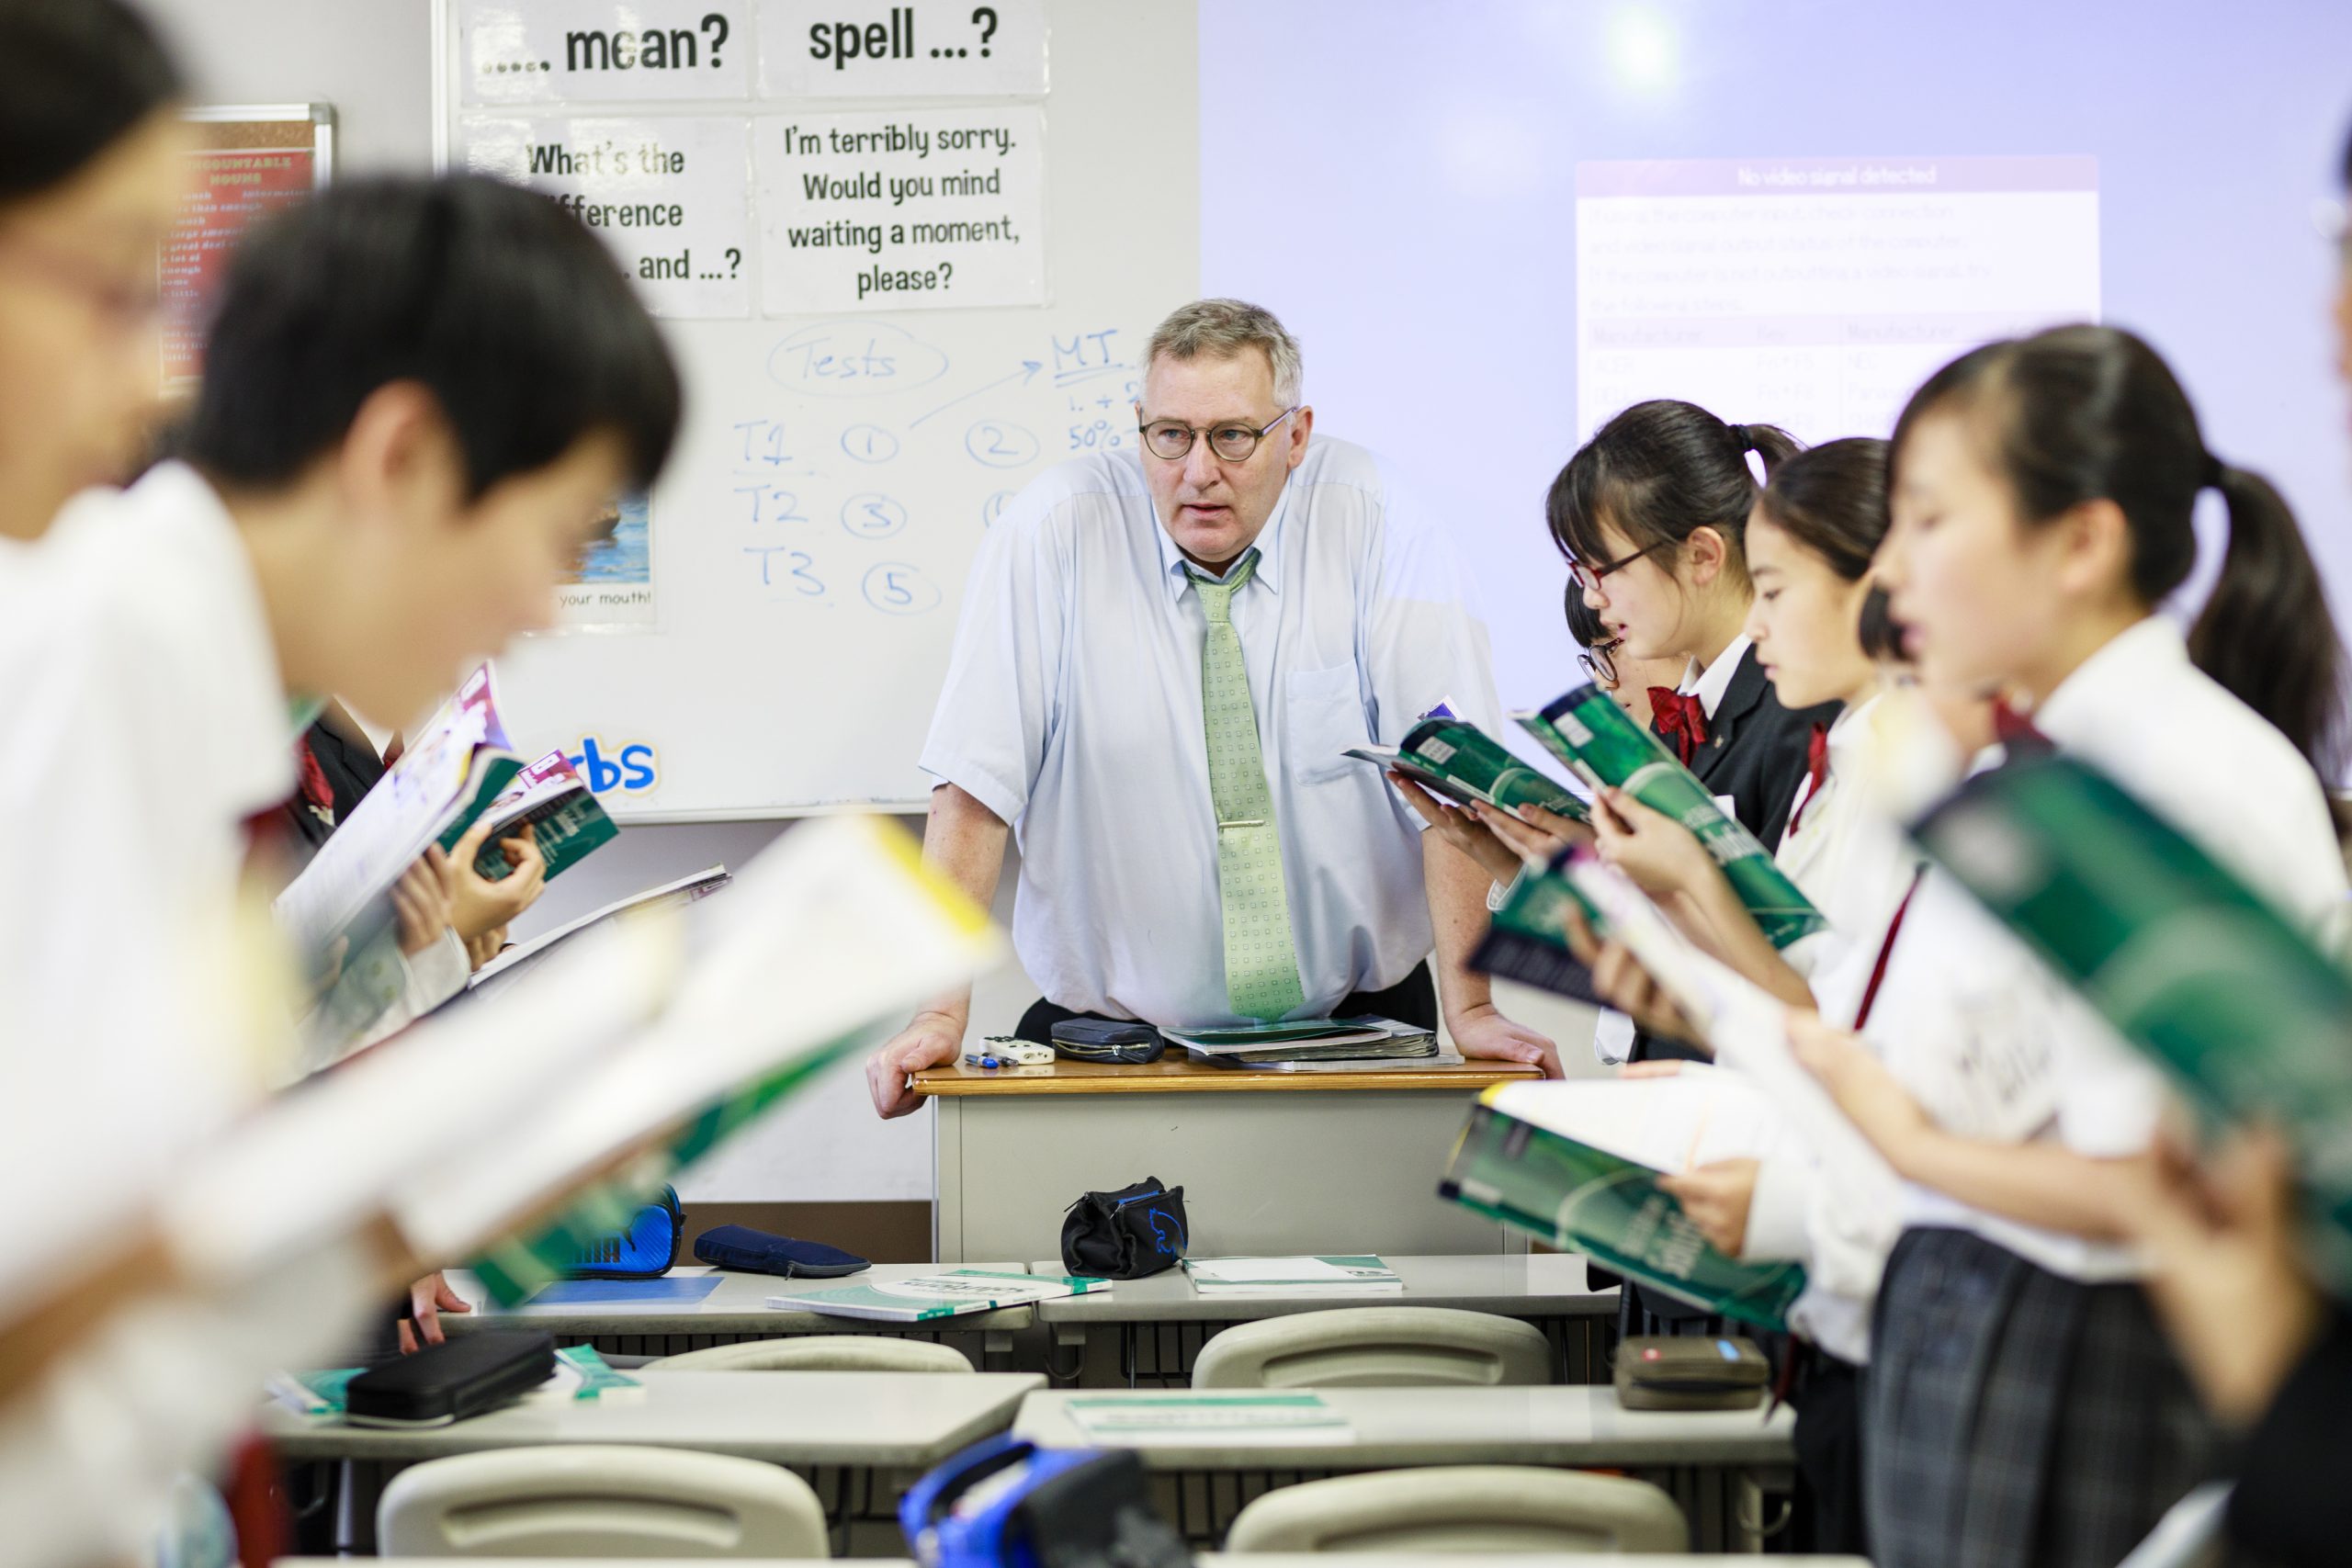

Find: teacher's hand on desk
1450;1003;1563;1079
866;1008;967;1118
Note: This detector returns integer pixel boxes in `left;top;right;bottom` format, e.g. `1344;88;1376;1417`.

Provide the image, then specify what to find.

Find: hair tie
2200;452;2227;490
1727;423;1752;455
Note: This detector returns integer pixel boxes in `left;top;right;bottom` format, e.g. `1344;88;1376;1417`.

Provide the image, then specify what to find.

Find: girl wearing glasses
0;0;189;554
1541;399;1841;1063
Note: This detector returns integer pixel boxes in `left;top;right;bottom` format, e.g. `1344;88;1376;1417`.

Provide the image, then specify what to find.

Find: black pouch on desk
1060;1176;1188;1280
1614;1334;1770;1411
1049;1019;1165;1065
694;1224;870;1278
345;1331;556;1427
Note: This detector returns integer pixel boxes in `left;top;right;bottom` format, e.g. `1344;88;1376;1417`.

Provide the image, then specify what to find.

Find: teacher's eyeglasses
1139;406;1301;463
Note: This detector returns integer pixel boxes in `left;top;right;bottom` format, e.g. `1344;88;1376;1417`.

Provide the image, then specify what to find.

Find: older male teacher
865;299;1559;1117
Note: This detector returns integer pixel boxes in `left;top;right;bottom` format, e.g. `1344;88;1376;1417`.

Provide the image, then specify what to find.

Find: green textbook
1440;1080;1807;1333
1469;861;1609;1006
463;748;620;882
1348;715;1589;824
1914;750;2352;1285
1517;686;1825;949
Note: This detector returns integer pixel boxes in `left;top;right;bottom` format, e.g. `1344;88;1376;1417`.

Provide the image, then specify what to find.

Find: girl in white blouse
1575;437;1928;1554
1798;324;2349;1568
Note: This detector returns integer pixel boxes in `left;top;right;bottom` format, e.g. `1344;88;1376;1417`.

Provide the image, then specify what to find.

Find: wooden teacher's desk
911;1055;1541;1265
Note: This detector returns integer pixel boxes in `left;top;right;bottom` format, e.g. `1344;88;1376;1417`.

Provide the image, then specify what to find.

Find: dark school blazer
1631;642;1841;1065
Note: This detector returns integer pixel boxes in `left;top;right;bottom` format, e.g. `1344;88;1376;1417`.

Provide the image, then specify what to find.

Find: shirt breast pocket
1284;662;1370;786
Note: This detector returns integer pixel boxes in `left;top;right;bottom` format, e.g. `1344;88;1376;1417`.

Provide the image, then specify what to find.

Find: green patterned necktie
1187;548;1306;1021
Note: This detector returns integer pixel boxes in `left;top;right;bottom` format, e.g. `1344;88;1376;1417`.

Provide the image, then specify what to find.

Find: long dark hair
0;0;183;205
1892;324;2346;774
1548;400;1801;591
1755;436;1902;660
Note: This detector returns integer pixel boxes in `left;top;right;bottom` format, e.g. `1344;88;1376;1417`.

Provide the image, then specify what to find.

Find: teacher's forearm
911;782;1012;1026
1423;830;1498;1024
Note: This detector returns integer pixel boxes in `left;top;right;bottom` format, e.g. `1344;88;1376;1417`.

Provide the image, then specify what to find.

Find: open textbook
1517;684;1825;948
1560;852;1902;1203
1346;714;1589;824
1913;750;2352;1288
1470;861;1610;1006
471;865;733;992
274;664;531;961
1440;1072;1809;1332
157;816;1001;1307
472;748;618;882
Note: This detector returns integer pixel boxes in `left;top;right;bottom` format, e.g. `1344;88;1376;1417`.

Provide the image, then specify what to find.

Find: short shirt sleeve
916;488;1072;825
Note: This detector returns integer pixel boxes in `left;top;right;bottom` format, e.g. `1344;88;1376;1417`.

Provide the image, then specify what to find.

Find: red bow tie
1648;688;1710;767
1787;722;1831;834
1991;696;2049;751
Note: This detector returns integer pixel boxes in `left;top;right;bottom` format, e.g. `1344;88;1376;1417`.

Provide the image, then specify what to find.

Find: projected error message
1576;155;2099;441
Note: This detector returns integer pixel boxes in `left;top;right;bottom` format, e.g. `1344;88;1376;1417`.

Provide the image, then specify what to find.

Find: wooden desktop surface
912;1055;1540;1097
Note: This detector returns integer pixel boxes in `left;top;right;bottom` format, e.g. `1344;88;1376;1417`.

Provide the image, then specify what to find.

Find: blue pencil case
693;1224;871;1279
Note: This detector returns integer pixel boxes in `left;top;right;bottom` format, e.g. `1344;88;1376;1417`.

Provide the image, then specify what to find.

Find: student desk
1027;1252;1619;1386
913;1057;1541;1266
280;1558;1871;1567
437;1264;1035;1369
262;1370;1042;1556
1011;1385;1795;1551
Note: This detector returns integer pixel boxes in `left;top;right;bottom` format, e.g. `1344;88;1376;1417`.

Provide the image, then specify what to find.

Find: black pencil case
345;1331;556;1427
693;1224;871;1279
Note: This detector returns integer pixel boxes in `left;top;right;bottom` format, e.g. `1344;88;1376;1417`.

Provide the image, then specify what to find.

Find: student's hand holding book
1658;1158;1759;1257
1470;799;1594;870
449;816;548;942
1556;899;1702;1042
2132;1125;2326;1427
1589;786;1719;900
391;852;458;956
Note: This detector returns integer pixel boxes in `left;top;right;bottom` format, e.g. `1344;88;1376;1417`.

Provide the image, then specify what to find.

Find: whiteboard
432;1;1198;819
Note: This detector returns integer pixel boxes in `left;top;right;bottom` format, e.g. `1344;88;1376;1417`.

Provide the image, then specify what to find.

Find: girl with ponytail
1533;400;1842;1061
1795;323;2349;1568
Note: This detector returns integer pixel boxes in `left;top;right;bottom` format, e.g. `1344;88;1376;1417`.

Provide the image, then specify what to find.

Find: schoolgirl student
1568;437;1939;1554
1794;323;2349;1568
1585;439;1918;1006
0;0;186;556
1536;399;1841;1064
2127;112;2352;1568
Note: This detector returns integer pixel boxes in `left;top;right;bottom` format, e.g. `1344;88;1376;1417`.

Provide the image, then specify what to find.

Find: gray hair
1144;298;1303;407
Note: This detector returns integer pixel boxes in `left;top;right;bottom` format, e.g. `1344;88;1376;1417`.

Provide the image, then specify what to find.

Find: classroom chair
376;1443;829;1557
647;1336;974;1373
1191;1307;1555;1388
1221;1465;1689;1553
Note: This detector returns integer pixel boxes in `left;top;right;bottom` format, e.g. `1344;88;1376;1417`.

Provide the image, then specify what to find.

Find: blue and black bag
1059;1176;1187;1280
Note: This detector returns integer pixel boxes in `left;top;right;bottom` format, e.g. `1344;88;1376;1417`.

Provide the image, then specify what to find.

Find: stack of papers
1166;1016;1440;1068
765;1269;1108;1323
1182;1256;1404;1297
1064;1393;1355;1447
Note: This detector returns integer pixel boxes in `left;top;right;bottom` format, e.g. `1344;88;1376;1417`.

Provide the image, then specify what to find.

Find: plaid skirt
1865;1226;2218;1568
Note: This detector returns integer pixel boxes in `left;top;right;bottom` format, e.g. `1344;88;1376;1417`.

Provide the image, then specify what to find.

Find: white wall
141;0;1603;1210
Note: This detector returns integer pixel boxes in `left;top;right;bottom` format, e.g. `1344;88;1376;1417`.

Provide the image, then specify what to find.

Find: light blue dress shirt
919;435;1502;1028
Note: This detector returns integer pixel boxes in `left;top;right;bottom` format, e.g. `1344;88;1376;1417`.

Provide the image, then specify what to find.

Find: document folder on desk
766;1269;1108;1322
